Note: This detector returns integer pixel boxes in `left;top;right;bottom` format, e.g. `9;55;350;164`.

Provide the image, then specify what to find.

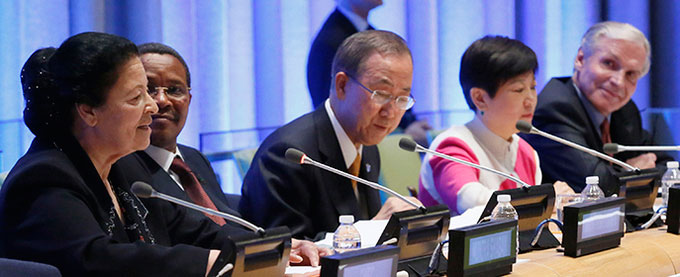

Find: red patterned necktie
601;118;612;144
170;156;226;225
601;118;613;157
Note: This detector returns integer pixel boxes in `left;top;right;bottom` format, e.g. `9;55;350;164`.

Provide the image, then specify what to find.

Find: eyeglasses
148;85;191;99
346;74;415;110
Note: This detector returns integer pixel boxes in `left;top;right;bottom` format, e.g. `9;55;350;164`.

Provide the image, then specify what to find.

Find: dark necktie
170;156;226;225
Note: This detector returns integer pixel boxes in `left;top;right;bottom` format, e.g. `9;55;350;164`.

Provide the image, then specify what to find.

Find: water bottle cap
585;176;599;184
497;194;511;202
667;161;679;169
339;215;354;224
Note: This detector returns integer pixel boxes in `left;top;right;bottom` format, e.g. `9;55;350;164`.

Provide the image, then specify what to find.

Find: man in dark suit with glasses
241;30;422;240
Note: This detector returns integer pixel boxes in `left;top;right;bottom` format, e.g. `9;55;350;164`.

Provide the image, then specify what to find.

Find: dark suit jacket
0;135;234;276
306;8;415;129
239;106;382;240
124;145;247;234
130;145;240;217
522;77;670;194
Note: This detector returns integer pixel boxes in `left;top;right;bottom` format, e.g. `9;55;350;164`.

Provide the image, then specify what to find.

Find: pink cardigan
418;117;541;215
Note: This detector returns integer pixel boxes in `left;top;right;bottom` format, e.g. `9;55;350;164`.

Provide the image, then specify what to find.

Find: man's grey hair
580;21;651;75
330;30;412;91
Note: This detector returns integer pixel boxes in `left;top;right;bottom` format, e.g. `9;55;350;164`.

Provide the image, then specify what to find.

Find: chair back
377;134;422;198
231;148;258;180
0;171;7;189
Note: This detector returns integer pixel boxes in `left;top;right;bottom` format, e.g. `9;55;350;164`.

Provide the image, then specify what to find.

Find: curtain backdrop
1;0;677;193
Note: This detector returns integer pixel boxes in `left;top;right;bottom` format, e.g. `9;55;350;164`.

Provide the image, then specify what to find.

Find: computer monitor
614;168;662;229
449;219;517;277
479;183;558;253
562;197;626;257
320;245;400;277
615;168;661;213
667;185;680;235
376;204;450;274
228;226;291;276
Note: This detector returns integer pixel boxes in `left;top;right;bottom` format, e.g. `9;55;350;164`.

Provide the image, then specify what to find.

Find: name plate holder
375;204;450;274
449;219;518;277
320;245;400;277
562;197;625;257
228;226;291;276
668;185;680;235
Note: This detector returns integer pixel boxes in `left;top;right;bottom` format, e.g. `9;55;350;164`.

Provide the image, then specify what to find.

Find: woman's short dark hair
138;42;191;87
459;36;538;111
21;32;139;137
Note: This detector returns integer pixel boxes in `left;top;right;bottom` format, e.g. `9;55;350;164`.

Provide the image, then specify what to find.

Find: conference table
512;226;680;276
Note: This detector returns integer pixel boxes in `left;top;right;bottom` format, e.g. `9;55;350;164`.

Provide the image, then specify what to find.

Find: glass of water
556;194;583;221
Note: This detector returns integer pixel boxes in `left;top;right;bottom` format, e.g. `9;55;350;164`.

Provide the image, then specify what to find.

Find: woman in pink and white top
419;36;571;216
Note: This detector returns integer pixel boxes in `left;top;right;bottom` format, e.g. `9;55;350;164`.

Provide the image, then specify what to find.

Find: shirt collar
336;6;370;32
466;116;517;156
325;99;363;168
573;82;610;137
144;144;185;172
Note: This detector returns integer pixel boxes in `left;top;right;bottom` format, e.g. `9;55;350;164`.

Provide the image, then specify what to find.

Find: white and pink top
418;116;542;216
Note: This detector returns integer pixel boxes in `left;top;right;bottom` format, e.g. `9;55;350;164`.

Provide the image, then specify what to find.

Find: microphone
516;120;638;172
603;143;680;154
131;181;265;235
399;137;531;189
284;148;426;212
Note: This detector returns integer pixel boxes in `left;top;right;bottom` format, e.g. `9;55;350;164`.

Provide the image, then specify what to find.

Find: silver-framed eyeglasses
148;85;191;99
347;74;415;110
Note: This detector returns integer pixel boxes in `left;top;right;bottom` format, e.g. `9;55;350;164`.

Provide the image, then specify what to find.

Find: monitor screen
578;205;625;241
340;254;398;277
465;226;517;269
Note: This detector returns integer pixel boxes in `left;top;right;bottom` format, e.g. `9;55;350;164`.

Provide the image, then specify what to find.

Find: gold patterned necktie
348;154;362;200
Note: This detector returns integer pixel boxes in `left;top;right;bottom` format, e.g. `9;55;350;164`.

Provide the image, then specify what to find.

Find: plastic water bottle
491;195;519;254
491;194;518;221
662;161;680;207
333;215;361;253
581;176;605;201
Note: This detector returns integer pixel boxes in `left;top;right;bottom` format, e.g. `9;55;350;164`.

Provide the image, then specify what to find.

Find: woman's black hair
21;32;139;137
459;35;538;111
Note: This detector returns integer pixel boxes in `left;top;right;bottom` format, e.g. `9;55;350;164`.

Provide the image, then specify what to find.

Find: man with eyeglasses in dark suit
241;30;422;240
120;43;332;266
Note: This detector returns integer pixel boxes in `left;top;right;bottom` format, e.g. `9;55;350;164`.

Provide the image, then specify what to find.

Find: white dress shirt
144;144;187;191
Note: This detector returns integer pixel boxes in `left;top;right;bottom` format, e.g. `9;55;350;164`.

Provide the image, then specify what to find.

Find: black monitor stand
614;168;663;231
228;226;291;276
376;204;450;276
479;183;559;253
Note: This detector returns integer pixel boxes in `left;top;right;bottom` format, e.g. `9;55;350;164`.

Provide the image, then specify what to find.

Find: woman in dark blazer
0;32;235;276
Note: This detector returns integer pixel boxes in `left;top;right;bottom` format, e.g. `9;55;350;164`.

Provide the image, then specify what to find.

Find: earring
480;110;485;116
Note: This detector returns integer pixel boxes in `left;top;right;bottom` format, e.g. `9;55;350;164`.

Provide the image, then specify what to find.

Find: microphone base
519;229;560;253
397;254;448;276
626;209;664;232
